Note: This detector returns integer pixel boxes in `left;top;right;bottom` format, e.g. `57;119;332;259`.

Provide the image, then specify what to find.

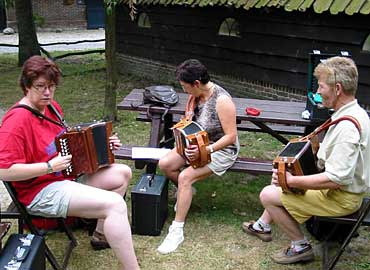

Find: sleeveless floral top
193;84;239;154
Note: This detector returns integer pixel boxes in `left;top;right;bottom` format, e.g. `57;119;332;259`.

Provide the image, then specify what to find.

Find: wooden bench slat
114;145;272;175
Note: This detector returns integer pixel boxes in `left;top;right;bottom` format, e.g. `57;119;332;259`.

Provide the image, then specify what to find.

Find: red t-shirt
0;100;72;206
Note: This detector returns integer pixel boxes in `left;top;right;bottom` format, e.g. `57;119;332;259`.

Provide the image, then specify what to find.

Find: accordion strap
11;104;68;128
301;115;361;141
184;95;197;121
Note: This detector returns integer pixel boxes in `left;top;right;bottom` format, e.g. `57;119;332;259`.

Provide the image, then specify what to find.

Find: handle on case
148;173;155;187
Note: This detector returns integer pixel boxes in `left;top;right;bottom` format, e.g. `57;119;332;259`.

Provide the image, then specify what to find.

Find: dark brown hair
175;59;210;85
19;55;61;95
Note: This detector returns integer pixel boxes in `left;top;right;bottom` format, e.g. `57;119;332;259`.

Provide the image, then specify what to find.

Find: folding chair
0;221;11;251
0;199;24;234
315;197;370;270
3;181;78;270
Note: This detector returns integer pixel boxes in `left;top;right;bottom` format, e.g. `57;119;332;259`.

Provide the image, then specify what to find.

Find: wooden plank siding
116;5;370;104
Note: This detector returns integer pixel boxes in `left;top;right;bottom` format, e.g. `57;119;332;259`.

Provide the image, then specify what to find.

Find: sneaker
272;244;314;264
90;231;110;250
157;225;184;254
174;186;197;212
242;221;272;242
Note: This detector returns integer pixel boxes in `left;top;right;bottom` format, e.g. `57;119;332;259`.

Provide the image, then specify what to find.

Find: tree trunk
14;0;40;66
103;4;117;121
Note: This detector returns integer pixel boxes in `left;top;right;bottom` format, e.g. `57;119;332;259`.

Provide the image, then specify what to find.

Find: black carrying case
131;174;168;236
0;234;45;270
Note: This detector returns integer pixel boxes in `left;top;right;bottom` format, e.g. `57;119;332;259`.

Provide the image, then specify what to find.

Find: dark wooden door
86;0;105;29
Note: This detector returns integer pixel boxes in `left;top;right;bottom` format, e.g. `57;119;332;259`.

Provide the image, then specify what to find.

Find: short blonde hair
314;56;358;96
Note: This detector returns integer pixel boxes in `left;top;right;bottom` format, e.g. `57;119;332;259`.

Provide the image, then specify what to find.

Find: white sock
252;218;271;232
172;220;184;229
291;237;310;252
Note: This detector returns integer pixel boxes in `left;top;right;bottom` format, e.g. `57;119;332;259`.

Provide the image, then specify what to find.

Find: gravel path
0;29;105;53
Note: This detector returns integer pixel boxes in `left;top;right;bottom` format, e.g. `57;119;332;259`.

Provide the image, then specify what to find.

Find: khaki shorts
207;140;239;176
26;176;87;218
281;188;363;224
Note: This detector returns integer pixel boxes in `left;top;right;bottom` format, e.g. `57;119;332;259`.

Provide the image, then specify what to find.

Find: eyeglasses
32;83;56;93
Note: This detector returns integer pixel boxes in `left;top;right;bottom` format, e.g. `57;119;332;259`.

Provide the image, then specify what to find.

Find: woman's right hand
48;153;72;172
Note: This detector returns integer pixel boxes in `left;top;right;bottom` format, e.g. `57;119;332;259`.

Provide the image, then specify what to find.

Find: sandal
242;221;272;242
90;231;110;250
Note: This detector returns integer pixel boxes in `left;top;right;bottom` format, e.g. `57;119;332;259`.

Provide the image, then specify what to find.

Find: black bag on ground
0;234;45;270
143;85;179;107
305;217;354;243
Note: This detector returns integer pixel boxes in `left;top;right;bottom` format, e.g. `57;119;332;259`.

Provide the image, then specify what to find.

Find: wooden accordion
273;140;319;194
172;119;211;169
55;121;114;177
273;115;361;194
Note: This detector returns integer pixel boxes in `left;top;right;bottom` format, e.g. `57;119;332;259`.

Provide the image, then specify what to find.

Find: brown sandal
242;221;272;242
90;231;110;250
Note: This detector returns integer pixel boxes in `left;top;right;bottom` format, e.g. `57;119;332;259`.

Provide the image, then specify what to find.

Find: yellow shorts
280;188;363;224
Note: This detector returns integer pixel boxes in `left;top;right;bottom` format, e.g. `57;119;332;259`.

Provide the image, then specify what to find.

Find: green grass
1;53;369;270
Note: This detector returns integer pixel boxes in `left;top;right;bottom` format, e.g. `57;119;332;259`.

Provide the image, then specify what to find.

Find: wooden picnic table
115;88;318;175
118;88;315;143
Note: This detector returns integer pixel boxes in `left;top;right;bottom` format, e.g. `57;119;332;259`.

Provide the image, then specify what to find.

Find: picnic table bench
114;88;317;175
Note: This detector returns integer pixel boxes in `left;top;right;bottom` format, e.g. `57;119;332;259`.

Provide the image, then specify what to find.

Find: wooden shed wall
116;5;370;104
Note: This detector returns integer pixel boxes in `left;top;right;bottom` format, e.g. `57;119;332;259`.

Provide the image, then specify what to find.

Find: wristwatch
46;161;53;174
209;145;214;153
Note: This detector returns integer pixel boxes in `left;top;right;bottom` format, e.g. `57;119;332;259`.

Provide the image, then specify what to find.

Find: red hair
19;56;61;95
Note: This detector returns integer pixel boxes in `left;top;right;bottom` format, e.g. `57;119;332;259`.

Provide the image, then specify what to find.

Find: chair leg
18;218;24;234
58;219;78;269
322;241;330;270
45;244;64;270
326;221;364;270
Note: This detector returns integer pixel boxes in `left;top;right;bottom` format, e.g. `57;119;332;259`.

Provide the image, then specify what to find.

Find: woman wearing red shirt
0;56;139;270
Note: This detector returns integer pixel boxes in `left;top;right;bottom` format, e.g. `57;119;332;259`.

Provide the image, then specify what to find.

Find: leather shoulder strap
304;115;361;141
184;95;196;121
48;103;69;128
11;104;66;128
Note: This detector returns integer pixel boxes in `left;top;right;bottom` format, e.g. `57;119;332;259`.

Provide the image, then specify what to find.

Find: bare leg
175;165;212;222
260;185;304;241
67;164;139;270
157;151;213;254
158;148;186;186
85;163;131;234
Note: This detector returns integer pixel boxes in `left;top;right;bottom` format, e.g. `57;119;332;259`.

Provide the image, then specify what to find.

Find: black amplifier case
131;174;168;236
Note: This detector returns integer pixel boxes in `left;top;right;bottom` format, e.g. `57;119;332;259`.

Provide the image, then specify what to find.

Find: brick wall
6;0;87;30
33;0;86;29
116;53;307;102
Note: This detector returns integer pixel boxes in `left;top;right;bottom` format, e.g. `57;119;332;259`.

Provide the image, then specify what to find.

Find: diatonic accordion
172;119;211;169
55;121;115;177
273;140;319;194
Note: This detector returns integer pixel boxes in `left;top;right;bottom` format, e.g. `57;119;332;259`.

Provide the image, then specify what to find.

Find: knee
105;192;127;216
177;171;192;189
259;185;275;207
113;163;132;185
158;157;171;172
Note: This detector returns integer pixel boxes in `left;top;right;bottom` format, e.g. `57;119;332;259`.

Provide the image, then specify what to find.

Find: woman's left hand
184;144;199;162
109;133;122;150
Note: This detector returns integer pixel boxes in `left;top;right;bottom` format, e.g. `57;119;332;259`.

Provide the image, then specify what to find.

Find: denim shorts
26;176;87;218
